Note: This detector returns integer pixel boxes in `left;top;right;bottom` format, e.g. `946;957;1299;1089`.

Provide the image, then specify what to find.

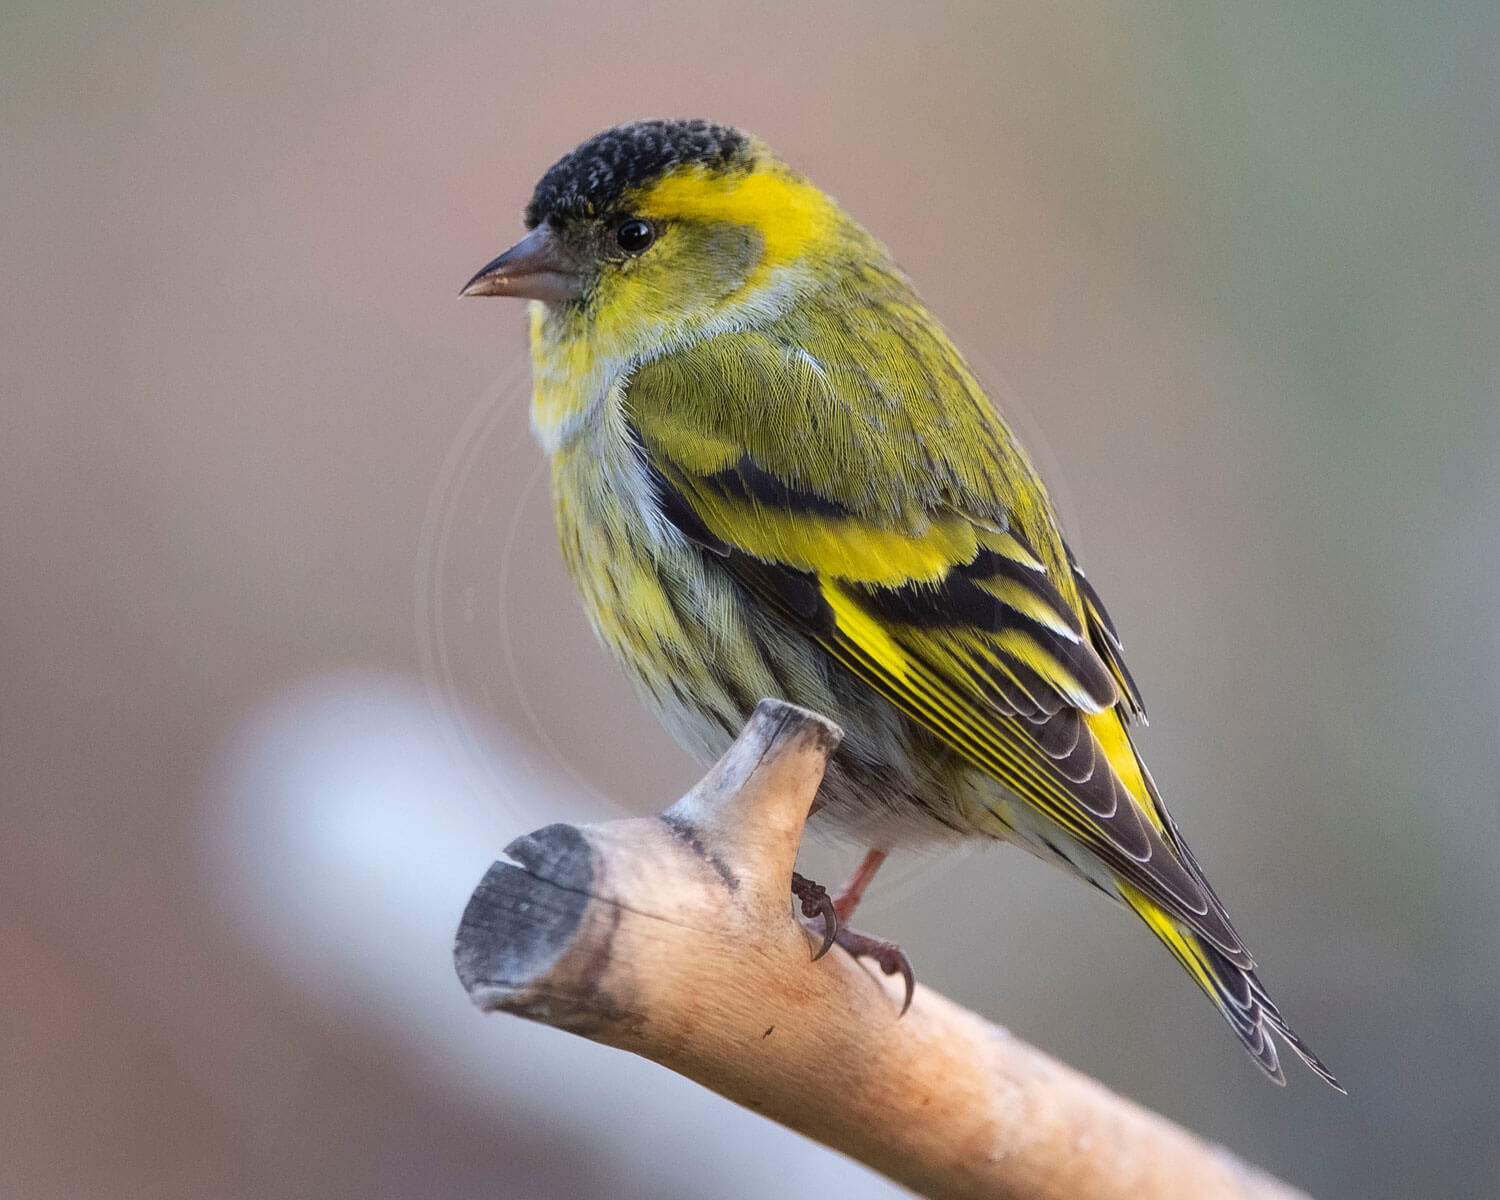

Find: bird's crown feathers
525;119;753;229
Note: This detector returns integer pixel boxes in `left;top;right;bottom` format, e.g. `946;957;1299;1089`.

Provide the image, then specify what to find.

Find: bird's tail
1119;883;1343;1090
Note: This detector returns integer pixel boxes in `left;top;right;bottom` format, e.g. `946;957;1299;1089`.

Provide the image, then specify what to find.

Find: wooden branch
454;699;1311;1200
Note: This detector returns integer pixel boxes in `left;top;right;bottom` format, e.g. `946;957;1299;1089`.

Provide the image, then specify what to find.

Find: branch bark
453;699;1310;1200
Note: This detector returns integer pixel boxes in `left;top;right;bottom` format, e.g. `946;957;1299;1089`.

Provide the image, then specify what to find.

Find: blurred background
3;2;1497;1197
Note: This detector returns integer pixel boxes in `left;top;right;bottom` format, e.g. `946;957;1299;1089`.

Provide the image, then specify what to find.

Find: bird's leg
828;848;915;1015
831;848;888;923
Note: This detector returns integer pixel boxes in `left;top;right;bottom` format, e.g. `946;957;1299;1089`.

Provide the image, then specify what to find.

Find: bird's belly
548;444;977;849
550;446;759;764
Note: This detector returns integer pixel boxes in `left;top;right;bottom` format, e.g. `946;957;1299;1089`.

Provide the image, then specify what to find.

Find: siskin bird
462;119;1339;1088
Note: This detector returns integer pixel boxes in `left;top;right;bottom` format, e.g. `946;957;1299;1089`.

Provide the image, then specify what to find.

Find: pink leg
832;849;888;923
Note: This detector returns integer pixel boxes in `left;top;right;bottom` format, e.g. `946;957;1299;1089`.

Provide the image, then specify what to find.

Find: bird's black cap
524;119;751;229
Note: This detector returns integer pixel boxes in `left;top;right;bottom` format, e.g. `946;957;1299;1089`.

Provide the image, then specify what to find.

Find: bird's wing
626;325;1246;964
1067;548;1147;723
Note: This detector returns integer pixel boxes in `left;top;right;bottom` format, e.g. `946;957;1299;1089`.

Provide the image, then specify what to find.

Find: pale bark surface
454;699;1311;1200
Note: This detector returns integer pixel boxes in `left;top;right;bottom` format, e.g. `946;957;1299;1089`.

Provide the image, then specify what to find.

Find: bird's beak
459;225;586;302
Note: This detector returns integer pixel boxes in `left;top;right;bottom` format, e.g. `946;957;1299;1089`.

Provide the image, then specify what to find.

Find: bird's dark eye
614;218;656;255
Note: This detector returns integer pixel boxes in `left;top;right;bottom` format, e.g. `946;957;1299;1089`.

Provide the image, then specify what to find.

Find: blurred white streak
416;359;625;813
206;673;903;1199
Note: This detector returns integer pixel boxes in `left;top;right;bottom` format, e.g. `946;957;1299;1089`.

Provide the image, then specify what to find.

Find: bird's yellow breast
546;416;767;764
528;303;617;448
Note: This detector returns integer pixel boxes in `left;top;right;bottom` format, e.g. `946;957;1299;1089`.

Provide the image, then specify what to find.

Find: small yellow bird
463;119;1338;1087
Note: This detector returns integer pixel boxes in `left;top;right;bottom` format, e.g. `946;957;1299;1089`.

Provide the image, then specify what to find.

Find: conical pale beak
460;225;586;301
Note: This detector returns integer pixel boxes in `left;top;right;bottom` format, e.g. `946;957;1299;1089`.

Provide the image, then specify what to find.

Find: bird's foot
790;871;838;961
793;858;914;1016
835;927;916;1017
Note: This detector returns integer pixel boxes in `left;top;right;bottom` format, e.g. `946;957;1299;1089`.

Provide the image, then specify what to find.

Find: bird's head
462;120;858;363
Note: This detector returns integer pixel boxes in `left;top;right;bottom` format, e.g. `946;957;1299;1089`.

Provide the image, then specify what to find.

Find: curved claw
790;872;839;961
834;929;916;1017
887;949;916;1017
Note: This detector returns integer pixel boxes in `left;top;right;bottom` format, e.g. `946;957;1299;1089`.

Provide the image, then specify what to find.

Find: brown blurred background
3;2;1497;1198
